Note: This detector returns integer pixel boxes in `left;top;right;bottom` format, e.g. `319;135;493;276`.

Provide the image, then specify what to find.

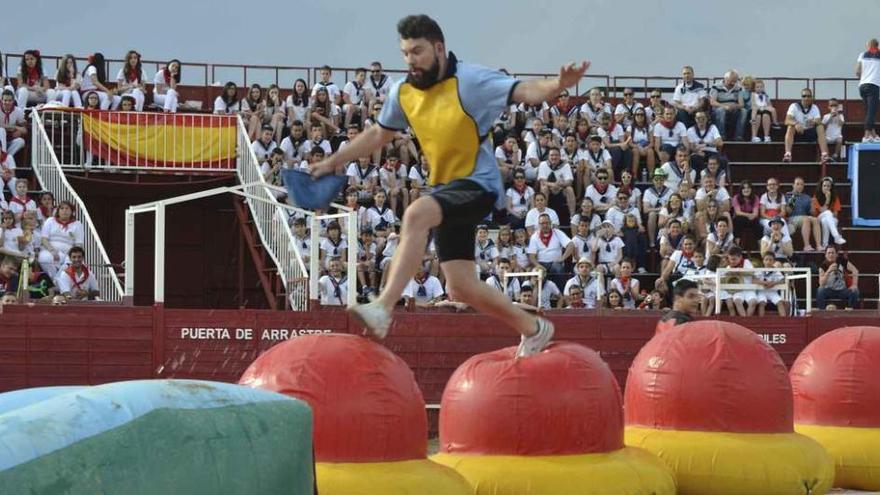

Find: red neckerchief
659;119;675;130
1;105;14;124
577;129;589;141
594;182;609;194
869;47;880;55
681;249;694;260
555;102;572;114
39;205;53;218
126;65;139;83
618;276;631;287
11;196;28;208
607;120;618;134
56;217;76;231
26;67;40;86
539;230;553;247
163;69;172;85
730;257;745;269
513;182;527;193
619;184;632;196
64;264;90;290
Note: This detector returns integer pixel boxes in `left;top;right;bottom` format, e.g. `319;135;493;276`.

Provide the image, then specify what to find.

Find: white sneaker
873;136;880;143
751;137;761;143
764;136;772;143
348;301;392;339
834;237;847;245
863;136;873;143
516;318;555;358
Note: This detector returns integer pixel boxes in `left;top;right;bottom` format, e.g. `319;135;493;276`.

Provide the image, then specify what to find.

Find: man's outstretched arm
511;61;590;106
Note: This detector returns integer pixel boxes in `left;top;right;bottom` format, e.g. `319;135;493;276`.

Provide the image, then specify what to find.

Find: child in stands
822;98;845;161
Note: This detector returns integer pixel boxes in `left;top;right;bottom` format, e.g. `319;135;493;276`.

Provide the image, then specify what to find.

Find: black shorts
429;179;497;262
794;127;818;142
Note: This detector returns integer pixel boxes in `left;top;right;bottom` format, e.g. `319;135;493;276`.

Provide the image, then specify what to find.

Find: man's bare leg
442;259;537;337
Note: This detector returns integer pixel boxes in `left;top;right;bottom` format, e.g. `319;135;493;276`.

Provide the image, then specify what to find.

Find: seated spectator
118;95;137;112
574;118;591;148
584;169;617;218
695;199;731;244
756;252;790;316
817;245;859;310
812;177;847;247
822;98;845;161
309;86;341;137
319;222;347;270
656;234;698;292
356;227;378;297
654;107;690;163
286;79;310;127
758;177;786;236
1;89;27;166
659;219;685;260
524;192;559;236
694;175;730;214
659;193;692;236
560;133;588;198
475;224;499;277
699;155;728;189
114;50;147;111
750;79;779;142
342;68;368;128
516;101;550;130
647;89;666;124
261;84;288;144
538;147;576;218
731;179;762;247
571;198;601;235
37;201;83;279
527;213;574;278
579;88;613;127
605;289;624;310
524;129;551;182
597;112;632;179
565;285;586;308
550;89;579;124
14;211;41;258
251;124;278;164
709;70;746;141
515;282;539;310
570;218;595;264
241;84;265;138
8;179;36;223
672;65;708;127
0;256;18;296
16;50;55;109
606;191;642;234
364;189;397;231
298;146;326;173
153;59;180;113
485;257;520;301
563;257;604;309
279;120;307;166
531;269;563;310
615;87;644;127
783;88;830;163
628;108;655;179
290;218;311;265
593;220;625;276
408;154;431;203
760;216;794;264
643;169;673;246
311;65;342;103
378;153;409;214
80;53;115;110
318;258;348;306
7;259;56;302
298;123;333;158
660;145;696;191
346;156;379;203
403;269;445;307
494;226;517;267
510;228;530;271
610;258;640;309
583;135;613;188
706;217;735;258
784;177;821;250
51;54;83;108
506;169;534;229
550;114;571;144
55;246;99;301
718;246;757;316
522;117;544;147
687;110;723;171
0;211;22;253
495;134;522;184
214;82;243;115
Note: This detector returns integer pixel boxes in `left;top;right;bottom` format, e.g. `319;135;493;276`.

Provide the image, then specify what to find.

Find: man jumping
311;14;589;357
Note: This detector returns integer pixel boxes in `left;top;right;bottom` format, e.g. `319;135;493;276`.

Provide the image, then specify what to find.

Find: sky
5;0;877;97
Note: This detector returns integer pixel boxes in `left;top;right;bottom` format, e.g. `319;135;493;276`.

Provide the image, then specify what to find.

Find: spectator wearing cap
653;106;690;164
856;38;880;143
475;224;499;277
402;269;445;307
564;257;604;309
538;147;576;219
318;258;348;306
659;145;696;192
527;213;574;281
760;216;794;264
782;88;831;163
356;227;378;297
251;124;278;164
524;129;552;182
593;220;625;276
784;177;821;251
709;70;746;141
524;192;559;236
485;257;520;301
672;65;708;127
643;168;674;246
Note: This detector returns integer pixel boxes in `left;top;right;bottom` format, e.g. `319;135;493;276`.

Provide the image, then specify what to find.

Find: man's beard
406;57;441;90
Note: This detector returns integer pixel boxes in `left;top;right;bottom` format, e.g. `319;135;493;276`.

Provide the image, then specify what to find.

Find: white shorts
730;290;757;303
379;257;393;271
758;289;783;305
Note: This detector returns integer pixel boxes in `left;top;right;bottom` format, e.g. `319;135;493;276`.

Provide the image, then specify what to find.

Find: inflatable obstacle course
240;334;471;495
0;380;314;495
792;326;880;491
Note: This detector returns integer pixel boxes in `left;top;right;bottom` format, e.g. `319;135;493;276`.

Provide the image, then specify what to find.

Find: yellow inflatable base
796;423;880;491
625;427;834;495
316;459;472;495
431;447;676;495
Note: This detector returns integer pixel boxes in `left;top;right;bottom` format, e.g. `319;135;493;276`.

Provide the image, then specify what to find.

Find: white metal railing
30;111;124;301
40;109;237;172
685;267;812;315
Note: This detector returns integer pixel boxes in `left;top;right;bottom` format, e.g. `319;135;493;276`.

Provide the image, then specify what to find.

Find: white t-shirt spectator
584;184;618;211
822;112;845;141
643;185;674;211
346;162;378;186
365;205;397;230
1;226;22;252
56;266;99;295
41;217;84;253
786;103;821;128
695;186;730;204
584;148;612;173
298;139;332;157
214;96;242;114
672;81;707;108
475;239;499;264
597;123;626;143
660;162;696;191
759;192;785;219
408;165;430;188
563;276;603;309
857;50;880;88
571;234;592;261
605;205;642;232
495;145;523;167
628;124;652;147
506;186;535;216
537;280;562;309
251;139;277;163
538;161;574;184
80;66;100;92
311;81;342;102
486;274;521;301
687;124;722;153
595;235;625;264
319;237;347;263
579;102;614;124
527;229;572;263
318;274;348;306
516;102;549;126
653;121;688;147
668;250;699;276
402;275;444;304
524;207;560;231
615;101;645;126
561;146;588;166
342;81;366;105
610;277;639;309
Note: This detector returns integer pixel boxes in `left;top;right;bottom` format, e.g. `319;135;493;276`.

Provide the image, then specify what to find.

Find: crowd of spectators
0;47;871;312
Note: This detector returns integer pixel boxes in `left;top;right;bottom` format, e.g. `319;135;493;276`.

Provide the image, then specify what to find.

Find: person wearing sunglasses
782;88;831;163
538;147;577;218
506;169;534;229
647;90;665;124
365;61;392;105
614;88;644;128
709;70;747;141
672;65;708;127
584;168;618;216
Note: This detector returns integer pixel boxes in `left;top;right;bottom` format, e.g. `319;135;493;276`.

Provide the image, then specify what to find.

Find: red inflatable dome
625;320;793;433
791;326;880;428
239;334;427;462
439;342;623;456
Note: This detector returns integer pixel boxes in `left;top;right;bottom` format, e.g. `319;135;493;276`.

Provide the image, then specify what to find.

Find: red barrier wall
1;305;877;403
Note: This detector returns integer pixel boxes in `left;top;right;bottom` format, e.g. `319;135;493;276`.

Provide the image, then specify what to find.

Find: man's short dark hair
727;245;743;257
673;278;698;298
355;67;367;76
320;65;331;72
397;15;445;43
675;144;689;154
69;246;85;257
271;147;284;155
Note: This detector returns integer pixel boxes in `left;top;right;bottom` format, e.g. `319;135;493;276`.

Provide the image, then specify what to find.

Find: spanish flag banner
81;111;238;169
